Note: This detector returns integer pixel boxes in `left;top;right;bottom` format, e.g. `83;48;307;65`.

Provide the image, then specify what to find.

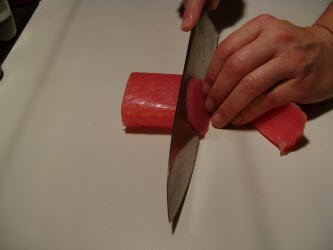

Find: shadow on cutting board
286;99;333;152
301;98;333;120
125;127;172;135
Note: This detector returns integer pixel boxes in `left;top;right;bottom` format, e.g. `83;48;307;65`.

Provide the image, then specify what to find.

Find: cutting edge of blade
167;134;200;222
167;9;219;223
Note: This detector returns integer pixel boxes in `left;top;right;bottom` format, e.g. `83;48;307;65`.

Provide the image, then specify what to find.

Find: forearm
315;2;333;35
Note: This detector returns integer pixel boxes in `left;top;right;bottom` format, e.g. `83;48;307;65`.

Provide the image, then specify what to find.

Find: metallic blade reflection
167;10;218;222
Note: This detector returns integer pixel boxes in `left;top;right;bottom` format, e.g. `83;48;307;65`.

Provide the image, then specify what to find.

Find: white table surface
0;0;332;249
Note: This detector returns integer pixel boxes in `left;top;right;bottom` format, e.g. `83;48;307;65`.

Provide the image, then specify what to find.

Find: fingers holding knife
181;2;333;129
181;0;220;31
205;13;333;128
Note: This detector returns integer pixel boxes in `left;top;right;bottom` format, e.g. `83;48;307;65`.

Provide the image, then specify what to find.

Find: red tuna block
121;72;209;138
121;72;181;130
252;103;307;154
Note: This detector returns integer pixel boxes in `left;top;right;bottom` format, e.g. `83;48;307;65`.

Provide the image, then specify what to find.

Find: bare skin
182;1;333;128
181;0;220;31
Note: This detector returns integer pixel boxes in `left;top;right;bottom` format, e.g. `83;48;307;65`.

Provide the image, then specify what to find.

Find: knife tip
168;214;173;223
167;198;176;223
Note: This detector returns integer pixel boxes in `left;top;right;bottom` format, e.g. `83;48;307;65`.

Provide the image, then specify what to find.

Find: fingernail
202;82;211;95
181;15;192;31
212;113;224;128
205;98;215;113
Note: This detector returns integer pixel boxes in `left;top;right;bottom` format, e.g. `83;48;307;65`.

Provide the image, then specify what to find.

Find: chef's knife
167;10;218;222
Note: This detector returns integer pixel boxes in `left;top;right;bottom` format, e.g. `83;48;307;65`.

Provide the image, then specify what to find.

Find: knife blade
167;10;218;222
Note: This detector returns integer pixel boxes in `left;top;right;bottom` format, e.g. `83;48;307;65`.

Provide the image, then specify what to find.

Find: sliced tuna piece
253;103;307;154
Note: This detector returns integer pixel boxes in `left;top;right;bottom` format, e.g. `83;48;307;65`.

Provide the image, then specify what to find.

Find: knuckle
208;90;222;104
241;75;258;96
238;106;256;123
219;103;234;119
205;72;215;84
217;41;233;58
224;56;244;76
206;63;219;83
274;29;294;44
243;106;256;119
264;92;278;106
256;14;274;24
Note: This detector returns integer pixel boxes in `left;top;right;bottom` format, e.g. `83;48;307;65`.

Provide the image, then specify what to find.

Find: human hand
181;0;220;31
202;14;333;128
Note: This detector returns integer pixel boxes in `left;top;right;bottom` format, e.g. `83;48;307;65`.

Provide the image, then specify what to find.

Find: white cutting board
0;0;332;249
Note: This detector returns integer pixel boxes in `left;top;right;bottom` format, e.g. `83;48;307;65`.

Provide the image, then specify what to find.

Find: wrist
308;24;333;44
314;23;333;36
313;3;333;38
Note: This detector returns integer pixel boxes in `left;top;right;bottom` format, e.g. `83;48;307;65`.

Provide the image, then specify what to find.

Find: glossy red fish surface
253;103;307;154
121;72;181;130
121;72;307;153
121;72;210;138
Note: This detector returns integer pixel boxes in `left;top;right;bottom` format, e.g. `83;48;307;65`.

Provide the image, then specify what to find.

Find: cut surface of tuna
186;78;210;138
121;72;181;130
